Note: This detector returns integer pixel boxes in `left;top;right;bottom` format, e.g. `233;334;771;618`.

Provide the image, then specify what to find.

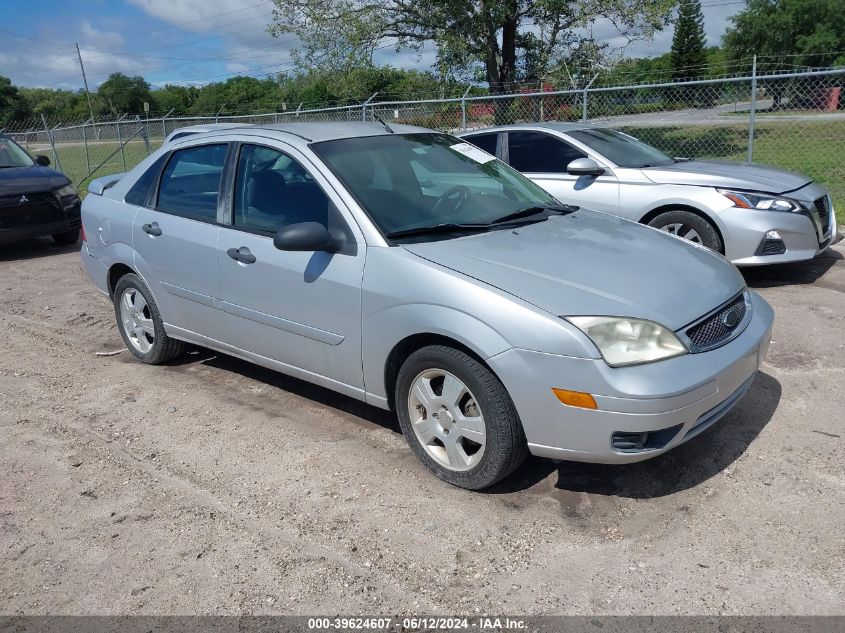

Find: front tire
113;273;186;364
52;227;80;245
647;209;723;253
395;345;527;490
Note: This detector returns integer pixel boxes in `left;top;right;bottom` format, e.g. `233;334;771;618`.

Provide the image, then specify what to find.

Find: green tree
670;0;707;81
723;0;845;69
153;85;201;115
97;73;154;116
267;0;675;100
0;76;32;127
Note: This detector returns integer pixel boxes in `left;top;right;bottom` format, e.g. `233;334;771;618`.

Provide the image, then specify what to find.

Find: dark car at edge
0;134;82;246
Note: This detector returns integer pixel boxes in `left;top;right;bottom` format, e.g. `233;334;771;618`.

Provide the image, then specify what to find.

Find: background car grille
0;192;64;229
813;197;831;238
685;294;747;352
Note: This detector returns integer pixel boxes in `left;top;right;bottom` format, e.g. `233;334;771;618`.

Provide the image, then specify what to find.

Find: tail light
81;224;86;243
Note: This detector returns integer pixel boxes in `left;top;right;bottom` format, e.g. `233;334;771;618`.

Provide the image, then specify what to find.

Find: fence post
362;93;378;122
116;114;127;171
138;116;151;154
581;74;600;122
161;109;175;145
82;119;91;177
461;85;472;131
40;114;62;173
747;55;757;163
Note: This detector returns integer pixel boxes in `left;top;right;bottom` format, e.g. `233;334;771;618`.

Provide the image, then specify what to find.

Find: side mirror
567;157;605;177
273;222;340;253
35;155;51;167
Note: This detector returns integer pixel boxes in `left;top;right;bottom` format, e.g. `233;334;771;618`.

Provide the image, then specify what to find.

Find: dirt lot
1;239;843;616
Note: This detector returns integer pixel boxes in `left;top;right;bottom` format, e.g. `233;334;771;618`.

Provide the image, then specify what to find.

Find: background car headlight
566;316;687;367
55;183;79;200
718;189;801;212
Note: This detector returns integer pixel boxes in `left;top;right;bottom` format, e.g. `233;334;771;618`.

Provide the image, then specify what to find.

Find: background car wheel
113;273;186;365
395;345;527;490
52;227;80;245
647;210;723;253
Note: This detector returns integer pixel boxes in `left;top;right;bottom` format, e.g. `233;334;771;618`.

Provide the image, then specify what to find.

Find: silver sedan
460;123;838;265
81;122;773;489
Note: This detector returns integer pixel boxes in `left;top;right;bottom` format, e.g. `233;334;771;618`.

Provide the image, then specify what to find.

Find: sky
0;0;747;91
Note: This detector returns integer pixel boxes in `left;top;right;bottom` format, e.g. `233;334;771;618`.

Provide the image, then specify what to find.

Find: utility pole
76;43;96;123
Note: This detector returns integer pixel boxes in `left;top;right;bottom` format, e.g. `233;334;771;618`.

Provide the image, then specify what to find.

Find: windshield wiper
385;222;491;239
489;204;576;225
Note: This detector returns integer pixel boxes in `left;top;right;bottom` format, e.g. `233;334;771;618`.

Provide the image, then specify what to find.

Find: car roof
182;121;433;144
460;121;609;135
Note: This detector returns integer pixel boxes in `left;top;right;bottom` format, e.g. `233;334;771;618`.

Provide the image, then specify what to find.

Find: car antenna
373;114;394;134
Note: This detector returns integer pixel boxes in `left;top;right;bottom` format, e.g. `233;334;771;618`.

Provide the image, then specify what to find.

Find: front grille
685;293;747;352
813;197;831;238
0;192;64;229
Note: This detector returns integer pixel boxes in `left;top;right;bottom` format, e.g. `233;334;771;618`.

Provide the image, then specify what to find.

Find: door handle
227;246;256;265
142;222;162;237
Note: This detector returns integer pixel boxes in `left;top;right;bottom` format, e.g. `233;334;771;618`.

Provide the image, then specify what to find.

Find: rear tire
113;273;186;364
395;345;527;490
647;209;723;253
52;227;80;245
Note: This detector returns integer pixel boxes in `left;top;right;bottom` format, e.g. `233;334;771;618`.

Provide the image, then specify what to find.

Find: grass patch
625;120;845;216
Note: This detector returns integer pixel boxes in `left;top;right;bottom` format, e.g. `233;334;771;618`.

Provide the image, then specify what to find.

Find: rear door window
506;131;585;173
462;133;499;157
156;144;228;222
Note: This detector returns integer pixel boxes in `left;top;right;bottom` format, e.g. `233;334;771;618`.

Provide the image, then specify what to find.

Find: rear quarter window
125;154;168;207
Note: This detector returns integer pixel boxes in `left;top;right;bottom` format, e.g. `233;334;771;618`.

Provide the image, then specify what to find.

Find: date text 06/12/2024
307;617;528;630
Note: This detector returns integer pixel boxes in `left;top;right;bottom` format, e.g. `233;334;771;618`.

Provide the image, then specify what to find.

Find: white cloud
80;20;125;49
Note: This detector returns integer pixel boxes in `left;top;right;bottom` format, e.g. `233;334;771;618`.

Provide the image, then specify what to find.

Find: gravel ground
0;239;843;616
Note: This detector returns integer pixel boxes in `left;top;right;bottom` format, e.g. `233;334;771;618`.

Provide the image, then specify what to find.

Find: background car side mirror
567;157;605;177
273;222;340;253
34;155;51;167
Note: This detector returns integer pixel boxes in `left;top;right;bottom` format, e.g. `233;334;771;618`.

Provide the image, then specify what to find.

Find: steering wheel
433;185;471;216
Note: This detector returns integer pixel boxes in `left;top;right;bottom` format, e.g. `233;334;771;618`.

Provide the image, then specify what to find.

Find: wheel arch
107;262;137;299
638;203;725;253
383;333;500;411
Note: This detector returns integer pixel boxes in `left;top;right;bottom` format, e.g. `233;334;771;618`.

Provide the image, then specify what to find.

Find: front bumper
0;203;81;244
718;191;837;266
488;291;774;464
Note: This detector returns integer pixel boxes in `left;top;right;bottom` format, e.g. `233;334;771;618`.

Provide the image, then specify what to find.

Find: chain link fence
3;68;843;212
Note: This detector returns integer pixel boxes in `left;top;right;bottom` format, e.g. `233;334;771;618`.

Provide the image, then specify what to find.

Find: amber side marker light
552;388;598;410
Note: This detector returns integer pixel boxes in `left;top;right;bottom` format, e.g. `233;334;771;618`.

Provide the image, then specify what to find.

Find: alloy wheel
119;288;155;354
407;368;486;471
660;222;702;243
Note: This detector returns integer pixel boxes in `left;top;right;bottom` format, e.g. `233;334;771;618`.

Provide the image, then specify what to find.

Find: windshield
0;137;35;168
567;128;674;168
312;133;560;239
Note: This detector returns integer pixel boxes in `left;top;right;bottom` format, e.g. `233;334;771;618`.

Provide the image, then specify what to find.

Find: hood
643;160;811;194
403;210;745;331
0;165;69;195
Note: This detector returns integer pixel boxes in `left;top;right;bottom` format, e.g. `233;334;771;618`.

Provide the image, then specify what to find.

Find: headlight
718;189;801;212
566;316;687;367
55;184;79;199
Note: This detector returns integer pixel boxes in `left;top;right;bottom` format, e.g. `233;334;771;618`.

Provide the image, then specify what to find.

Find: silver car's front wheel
395;345;527;490
408;369;486;471
660;223;702;244
648;209;723;253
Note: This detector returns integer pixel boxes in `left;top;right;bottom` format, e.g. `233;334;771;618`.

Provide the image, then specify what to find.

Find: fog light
552;388;597;409
765;230;781;239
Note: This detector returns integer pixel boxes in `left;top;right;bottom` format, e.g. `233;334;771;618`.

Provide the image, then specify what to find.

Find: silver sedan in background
460;123;838;265
81;123;773;490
